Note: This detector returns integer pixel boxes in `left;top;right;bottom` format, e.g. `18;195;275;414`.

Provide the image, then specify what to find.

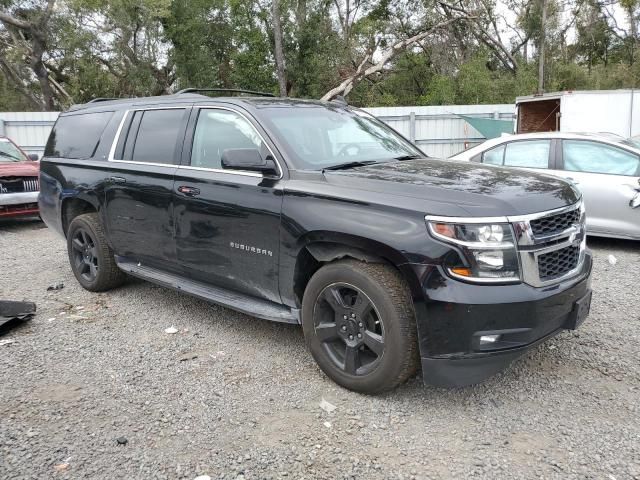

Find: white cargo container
515;89;640;138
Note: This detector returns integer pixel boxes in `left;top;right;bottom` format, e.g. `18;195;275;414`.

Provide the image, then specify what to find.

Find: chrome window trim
106;105;284;179
107;110;131;162
109;159;178;169
176;165;262;178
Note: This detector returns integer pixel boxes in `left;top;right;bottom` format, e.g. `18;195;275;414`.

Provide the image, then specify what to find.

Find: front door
172;106;284;303
103;107;190;271
553;139;640;239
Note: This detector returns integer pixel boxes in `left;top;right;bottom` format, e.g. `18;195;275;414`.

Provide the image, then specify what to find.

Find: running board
115;257;299;324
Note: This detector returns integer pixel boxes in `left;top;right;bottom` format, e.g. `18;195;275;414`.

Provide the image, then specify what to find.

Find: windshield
0;139;28;162
260;104;424;170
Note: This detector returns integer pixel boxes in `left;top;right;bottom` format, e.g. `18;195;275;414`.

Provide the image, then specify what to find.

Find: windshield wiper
393;154;423;161
322;160;380;172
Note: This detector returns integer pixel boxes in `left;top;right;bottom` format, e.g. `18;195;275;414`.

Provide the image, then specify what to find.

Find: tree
0;0;60;110
272;0;287;96
321;17;470;100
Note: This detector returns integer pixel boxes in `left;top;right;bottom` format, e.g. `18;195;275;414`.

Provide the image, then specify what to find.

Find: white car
450;132;640;240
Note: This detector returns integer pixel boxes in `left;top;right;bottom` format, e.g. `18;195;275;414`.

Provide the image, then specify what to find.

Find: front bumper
0;191;39;218
409;251;593;387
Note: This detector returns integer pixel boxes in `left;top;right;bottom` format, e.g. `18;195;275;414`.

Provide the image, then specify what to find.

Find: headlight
426;219;521;283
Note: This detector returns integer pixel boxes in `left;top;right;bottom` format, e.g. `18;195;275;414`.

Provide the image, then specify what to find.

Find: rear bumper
0;191;39;217
409;251;593;387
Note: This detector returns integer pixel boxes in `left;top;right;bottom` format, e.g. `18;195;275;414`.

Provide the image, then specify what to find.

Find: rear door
172;105;284;303
552;139;640;239
103;106;190;271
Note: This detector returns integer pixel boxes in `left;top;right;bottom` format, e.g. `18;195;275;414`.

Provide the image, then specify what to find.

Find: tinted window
191;109;264;169
119;109;184;164
482;145;505;165
504;140;550;168
563;140;640;176
45;111;113;159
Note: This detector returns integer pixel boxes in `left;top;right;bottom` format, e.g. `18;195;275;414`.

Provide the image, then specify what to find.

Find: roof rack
175;88;275;98
87;97;118;103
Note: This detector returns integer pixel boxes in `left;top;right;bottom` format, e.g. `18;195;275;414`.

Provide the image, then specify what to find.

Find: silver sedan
450;132;640;240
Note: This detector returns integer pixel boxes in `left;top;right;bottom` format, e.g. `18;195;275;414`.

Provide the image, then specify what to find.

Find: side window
482;145;505;165
117;109;185;164
503;140;550;168
563;140;640;176
45;111;113;159
190;109;265;170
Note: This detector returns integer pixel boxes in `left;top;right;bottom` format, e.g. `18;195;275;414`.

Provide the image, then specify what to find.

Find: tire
302;259;419;394
66;213;126;292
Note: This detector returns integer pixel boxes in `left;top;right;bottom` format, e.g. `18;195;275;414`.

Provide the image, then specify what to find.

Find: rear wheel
67;213;125;292
302;260;419;394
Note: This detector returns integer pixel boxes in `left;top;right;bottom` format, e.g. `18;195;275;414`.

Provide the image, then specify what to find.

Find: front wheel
302;260;419;394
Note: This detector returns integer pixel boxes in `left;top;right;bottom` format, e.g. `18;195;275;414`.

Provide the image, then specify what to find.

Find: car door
172;106;284;303
550;139;640;239
103;106;190;272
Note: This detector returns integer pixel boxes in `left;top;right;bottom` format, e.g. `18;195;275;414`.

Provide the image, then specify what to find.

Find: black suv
39;90;593;393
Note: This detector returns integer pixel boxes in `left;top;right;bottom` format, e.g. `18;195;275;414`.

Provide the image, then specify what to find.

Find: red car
0;136;40;219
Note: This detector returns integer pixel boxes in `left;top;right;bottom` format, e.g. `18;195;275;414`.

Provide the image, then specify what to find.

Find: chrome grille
530;208;581;237
23;177;39;192
538;245;580;280
0;177;39;194
510;202;586;287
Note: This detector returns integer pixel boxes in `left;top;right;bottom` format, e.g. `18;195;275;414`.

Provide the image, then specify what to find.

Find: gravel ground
1;218;639;480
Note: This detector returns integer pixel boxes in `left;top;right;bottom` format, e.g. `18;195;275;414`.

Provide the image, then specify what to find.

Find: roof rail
175;88;275;98
87;97;118;103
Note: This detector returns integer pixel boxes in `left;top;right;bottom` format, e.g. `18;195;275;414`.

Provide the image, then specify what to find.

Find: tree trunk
30;32;55;111
629;5;637;66
538;0;547;93
272;0;287;97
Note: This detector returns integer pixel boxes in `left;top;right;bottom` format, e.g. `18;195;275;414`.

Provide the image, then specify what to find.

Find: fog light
480;334;501;345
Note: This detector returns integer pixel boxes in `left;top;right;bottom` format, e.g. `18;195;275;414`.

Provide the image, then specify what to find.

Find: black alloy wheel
70;227;99;282
313;282;385;376
302;260;419;394
66;213;126;292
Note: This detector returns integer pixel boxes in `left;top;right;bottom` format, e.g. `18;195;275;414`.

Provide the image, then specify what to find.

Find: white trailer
515;89;640;138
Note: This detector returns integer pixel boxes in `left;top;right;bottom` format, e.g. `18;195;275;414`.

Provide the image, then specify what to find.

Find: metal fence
0;112;59;157
0;104;514;158
364;104;514;157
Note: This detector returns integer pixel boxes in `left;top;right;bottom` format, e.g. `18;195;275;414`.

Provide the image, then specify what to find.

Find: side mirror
221;149;278;176
28;153;39;161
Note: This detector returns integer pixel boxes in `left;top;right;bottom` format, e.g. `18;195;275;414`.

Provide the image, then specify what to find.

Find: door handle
177;185;200;197
109;176;126;184
631;192;640;209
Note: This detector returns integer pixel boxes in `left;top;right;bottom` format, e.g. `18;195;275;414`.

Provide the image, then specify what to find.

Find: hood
322;158;579;217
0;160;39;178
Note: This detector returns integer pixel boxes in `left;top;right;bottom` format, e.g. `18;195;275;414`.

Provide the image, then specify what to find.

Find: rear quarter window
45;111;113;159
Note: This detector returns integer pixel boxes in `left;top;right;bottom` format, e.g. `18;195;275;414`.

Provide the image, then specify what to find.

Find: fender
280;229;424;308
